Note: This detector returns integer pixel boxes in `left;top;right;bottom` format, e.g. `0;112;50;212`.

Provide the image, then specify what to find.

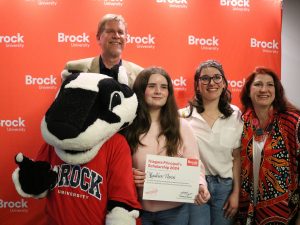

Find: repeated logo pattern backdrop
0;0;281;224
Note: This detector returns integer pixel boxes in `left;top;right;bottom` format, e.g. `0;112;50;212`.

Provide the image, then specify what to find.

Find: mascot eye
109;91;124;111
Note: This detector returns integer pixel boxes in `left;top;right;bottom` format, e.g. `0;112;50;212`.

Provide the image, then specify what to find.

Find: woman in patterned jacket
237;67;300;225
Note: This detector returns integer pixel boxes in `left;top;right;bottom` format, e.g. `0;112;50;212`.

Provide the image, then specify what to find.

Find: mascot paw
12;153;58;198
106;207;139;225
15;152;24;163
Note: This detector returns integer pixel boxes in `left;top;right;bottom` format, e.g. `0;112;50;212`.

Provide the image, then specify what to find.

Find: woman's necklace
201;111;221;127
202;110;221;119
252;115;273;142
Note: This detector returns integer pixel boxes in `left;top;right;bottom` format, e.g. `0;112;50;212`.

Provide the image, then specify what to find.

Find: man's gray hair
96;14;127;37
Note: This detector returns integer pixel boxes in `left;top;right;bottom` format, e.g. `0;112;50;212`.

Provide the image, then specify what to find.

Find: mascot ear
117;66;129;85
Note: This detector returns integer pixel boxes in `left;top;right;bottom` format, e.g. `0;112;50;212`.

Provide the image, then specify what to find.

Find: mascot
12;67;141;225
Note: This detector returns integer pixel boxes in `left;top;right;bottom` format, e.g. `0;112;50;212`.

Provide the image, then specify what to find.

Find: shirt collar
99;56;122;73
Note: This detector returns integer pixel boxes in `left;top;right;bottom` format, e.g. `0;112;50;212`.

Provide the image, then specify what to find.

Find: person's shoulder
229;104;242;116
230;104;241;112
179;117;193;131
225;104;243;127
179;117;187;124
178;106;191;118
122;60;143;71
286;110;300;117
107;133;127;143
179;117;197;141
65;56;96;68
279;110;300;122
62;56;98;80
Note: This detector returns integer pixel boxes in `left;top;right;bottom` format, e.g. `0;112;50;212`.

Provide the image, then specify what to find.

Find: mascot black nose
45;88;98;140
46;122;81;139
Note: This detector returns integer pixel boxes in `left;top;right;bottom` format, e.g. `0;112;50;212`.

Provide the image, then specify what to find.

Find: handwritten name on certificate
143;154;201;203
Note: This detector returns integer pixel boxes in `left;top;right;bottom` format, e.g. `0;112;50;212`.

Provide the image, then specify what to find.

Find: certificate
142;154;201;203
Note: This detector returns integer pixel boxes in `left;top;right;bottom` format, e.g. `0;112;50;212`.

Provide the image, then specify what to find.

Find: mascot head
41;67;138;165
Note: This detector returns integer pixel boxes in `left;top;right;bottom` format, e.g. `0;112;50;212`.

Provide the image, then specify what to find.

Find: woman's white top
179;104;243;178
253;137;266;205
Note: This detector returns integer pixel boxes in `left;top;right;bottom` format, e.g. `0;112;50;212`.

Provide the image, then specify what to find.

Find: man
61;14;143;88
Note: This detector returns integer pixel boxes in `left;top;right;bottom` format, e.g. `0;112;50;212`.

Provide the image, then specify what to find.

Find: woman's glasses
199;74;223;85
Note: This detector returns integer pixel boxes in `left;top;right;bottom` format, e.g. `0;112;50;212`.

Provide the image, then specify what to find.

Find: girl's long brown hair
123;67;182;156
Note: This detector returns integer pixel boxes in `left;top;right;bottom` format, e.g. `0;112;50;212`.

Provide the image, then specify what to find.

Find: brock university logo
57;32;90;48
0;33;24;48
156;0;188;8
220;0;250;11
25;74;58;90
188;35;219;51
228;78;245;92
56;164;103;200
103;0;123;7
127;34;155;49
250;38;279;54
0;117;26;132
0;198;28;212
172;76;187;90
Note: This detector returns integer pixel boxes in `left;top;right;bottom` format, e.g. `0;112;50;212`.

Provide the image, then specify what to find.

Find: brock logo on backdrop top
103;0;123;7
156;0;188;8
220;0;250;12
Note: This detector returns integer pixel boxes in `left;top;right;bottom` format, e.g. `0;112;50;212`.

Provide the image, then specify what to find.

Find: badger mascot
12;66;141;225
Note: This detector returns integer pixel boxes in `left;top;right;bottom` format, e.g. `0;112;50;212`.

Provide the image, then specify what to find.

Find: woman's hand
195;184;210;205
132;168;146;187
223;191;239;220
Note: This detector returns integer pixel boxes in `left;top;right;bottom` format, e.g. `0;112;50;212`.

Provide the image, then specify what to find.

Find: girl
124;66;210;225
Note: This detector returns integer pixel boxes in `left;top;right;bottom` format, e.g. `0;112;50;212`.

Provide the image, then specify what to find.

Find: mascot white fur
12;67;141;225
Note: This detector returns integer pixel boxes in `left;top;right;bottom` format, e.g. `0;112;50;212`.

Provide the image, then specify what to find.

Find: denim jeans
141;204;189;225
188;175;233;225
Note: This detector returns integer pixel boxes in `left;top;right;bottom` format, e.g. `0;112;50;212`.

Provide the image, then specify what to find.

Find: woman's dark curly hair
186;60;233;118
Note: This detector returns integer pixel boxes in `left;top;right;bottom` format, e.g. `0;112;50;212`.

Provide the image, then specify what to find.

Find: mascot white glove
106;207;139;225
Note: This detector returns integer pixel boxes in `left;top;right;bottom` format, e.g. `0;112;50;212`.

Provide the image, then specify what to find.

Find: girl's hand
195;184;210;205
132;168;146;187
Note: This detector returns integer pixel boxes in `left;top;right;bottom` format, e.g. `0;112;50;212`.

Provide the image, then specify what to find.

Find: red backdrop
0;0;281;224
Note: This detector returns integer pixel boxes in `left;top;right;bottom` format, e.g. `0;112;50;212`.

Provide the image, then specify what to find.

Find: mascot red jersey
12;67;141;225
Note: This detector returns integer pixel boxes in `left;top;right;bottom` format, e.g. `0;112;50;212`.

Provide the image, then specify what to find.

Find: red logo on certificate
187;159;199;167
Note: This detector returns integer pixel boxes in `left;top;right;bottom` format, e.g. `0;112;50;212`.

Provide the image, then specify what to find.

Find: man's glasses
199;74;223;85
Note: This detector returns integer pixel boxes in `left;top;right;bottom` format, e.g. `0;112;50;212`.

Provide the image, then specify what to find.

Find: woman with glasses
179;60;243;225
236;67;300;225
